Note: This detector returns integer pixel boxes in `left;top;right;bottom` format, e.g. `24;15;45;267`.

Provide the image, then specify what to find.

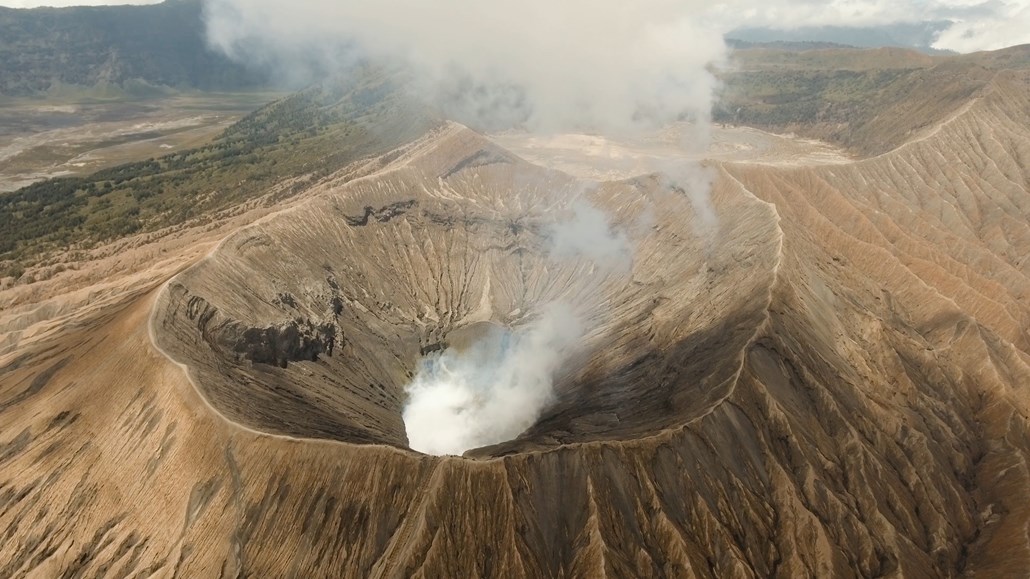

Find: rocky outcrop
344;200;417;226
176;289;339;368
232;320;337;368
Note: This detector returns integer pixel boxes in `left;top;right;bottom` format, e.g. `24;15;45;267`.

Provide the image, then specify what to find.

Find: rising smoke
403;200;631;455
201;1;720;454
656;160;718;240
549;199;633;273
202;0;726;134
402;304;584;456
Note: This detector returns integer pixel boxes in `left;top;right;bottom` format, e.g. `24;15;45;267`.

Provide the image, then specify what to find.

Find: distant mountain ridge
0;0;266;96
716;44;1030;155
726;22;956;55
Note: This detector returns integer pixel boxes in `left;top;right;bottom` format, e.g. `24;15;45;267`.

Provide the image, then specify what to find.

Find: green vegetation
714;45;1030;154
715;67;915;128
0;0;264;96
0;72;437;271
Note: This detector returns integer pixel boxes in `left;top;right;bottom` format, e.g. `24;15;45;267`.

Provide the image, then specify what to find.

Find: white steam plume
204;1;728;237
403;200;630;455
202;0;726;135
655;160;718;238
403;305;583;456
549;200;632;272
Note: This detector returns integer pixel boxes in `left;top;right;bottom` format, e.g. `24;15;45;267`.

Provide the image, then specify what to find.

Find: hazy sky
1;0;160;6
0;0;1027;53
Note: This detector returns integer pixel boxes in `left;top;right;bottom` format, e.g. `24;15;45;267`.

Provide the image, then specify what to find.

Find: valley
0;92;282;192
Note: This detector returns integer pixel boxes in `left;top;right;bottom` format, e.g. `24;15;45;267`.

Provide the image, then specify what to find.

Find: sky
0;0;1027;53
1;0;160;5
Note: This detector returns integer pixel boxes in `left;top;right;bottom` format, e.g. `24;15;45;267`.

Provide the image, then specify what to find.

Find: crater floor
489;122;851;182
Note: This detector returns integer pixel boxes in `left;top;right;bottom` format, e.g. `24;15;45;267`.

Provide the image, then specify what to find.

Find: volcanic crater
152;124;780;456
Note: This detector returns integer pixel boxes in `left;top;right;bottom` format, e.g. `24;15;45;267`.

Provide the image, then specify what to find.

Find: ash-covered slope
1;62;1029;578
719;72;1030;575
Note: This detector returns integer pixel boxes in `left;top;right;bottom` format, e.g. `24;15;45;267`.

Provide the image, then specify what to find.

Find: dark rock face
179;290;339;369
232;320;338;368
344;200;417;226
441;148;515;179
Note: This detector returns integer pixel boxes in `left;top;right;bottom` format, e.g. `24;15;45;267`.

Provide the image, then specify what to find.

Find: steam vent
3;69;1030;577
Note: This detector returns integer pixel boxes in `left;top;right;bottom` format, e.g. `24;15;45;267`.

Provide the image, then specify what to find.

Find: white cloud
204;0;725;134
932;1;1030;52
704;0;1030;52
403;200;637;456
5;0;1025;54
199;0;1030;128
1;0;159;6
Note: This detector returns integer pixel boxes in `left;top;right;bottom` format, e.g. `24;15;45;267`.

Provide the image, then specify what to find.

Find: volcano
2;47;1030;578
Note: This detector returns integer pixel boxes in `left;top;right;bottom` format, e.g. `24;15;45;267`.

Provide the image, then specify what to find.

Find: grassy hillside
715;44;1030;155
0;0;264;96
0;71;438;276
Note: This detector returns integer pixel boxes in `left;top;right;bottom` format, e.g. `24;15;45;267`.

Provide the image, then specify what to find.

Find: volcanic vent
152;124;780;456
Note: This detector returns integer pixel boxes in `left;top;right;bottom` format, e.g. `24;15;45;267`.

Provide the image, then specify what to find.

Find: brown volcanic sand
2;72;1030;577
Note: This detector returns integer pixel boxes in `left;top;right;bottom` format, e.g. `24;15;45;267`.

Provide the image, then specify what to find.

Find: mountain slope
716;44;1030;156
0;47;1029;578
0;0;262;96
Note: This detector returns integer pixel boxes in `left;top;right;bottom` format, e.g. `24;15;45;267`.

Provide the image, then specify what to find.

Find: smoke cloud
655;160;718;238
403;200;631;455
202;0;726;134
549;200;632;272
201;0;1030;99
403;305;583;456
